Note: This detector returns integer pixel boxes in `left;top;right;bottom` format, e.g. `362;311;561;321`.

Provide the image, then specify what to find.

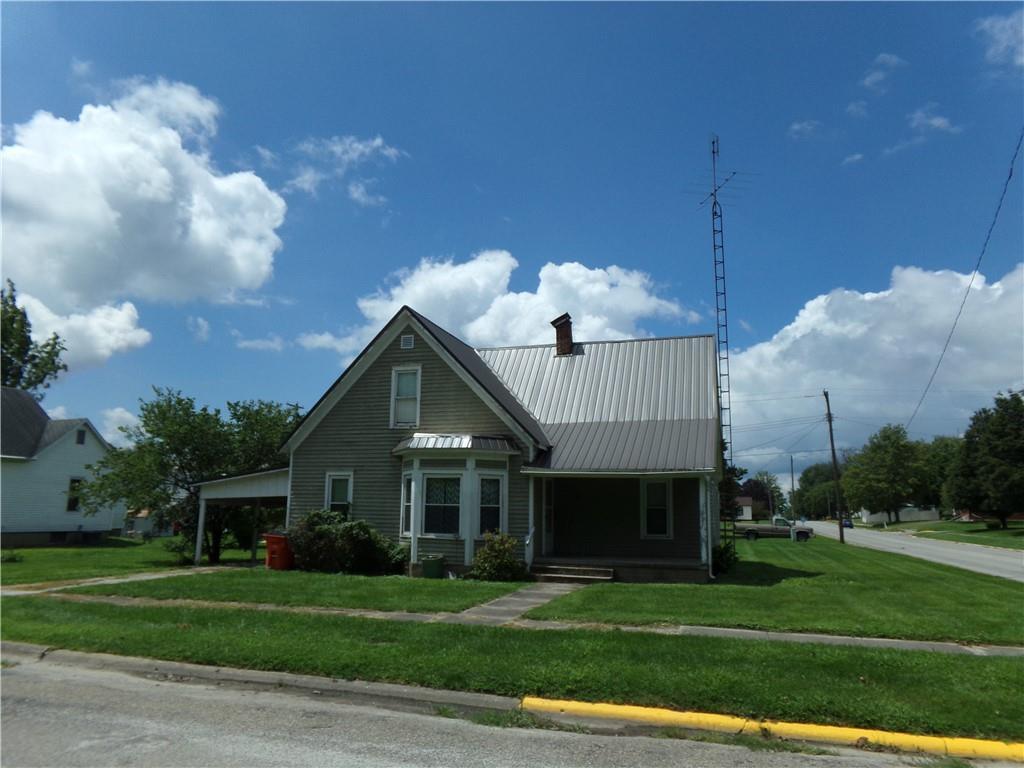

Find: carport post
251;500;261;564
194;498;207;566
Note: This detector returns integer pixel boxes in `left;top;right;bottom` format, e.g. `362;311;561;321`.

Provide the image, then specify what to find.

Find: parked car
735;516;814;542
842;518;854;529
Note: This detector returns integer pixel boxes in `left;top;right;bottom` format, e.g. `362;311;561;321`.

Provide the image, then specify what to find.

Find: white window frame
324;471;354;516
475;472;507;539
640;479;673;540
400;334;415;349
421;473;461;538
66;477;84;513
400;472;414;537
390;365;422;428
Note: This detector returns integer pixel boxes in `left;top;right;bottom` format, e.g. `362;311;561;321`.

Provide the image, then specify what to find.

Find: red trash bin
263;533;294;571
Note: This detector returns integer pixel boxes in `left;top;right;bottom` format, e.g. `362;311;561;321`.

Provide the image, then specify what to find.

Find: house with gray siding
1;387;124;546
274;306;723;581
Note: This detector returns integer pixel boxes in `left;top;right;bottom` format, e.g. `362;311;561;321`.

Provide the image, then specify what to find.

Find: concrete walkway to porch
438;582;583;626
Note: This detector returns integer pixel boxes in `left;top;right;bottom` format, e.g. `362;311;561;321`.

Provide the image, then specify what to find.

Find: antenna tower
709;135;733;464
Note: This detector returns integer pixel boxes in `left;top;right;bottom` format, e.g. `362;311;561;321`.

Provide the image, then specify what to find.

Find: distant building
1;387;124;547
734;496;754;521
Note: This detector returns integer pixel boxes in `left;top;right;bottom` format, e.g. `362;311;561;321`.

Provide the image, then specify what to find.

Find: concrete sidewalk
1;566;230;596
31;588;1024;657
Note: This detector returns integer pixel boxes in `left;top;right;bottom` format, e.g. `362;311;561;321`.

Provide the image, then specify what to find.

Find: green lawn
526;538;1024;645
871;520;1024;550
0;537;261;586
71;569;524;613
3;597;1022;741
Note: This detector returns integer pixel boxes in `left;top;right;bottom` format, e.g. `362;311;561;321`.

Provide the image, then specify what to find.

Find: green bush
468;532;528;582
712;541;738;575
1;550;23;564
288;510;407;575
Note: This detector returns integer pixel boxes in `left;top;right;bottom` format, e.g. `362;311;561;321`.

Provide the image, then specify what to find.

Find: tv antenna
709;135;733;464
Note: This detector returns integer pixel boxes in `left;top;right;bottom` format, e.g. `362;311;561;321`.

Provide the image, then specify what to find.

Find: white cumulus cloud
974;9;1024;68
841;153;864;166
846;101;868;118
17;294;152;369
298;250;693;359
2;77;286;369
729;265;1023;475
860;52;907;93
187;316;211;342
232;330;285;352
348;179;387;207
46;405;69;419
101;406;140;447
788;120;822;140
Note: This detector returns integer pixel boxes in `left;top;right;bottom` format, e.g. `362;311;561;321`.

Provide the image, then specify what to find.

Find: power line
905;125;1024;429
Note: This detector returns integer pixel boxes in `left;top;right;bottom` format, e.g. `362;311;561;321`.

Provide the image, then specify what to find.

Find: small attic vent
400;334;415;350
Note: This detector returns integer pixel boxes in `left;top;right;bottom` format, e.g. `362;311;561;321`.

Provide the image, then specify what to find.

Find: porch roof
525;418;718;474
392;433;520;454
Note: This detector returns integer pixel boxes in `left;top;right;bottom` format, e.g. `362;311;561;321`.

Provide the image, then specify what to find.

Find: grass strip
3;597;1022;741
527;538;1024;645
0;537;259;586
869;520;1024;551
71;569;524;613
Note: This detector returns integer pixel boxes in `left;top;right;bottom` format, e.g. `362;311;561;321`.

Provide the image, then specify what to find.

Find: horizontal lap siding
291;325;530;558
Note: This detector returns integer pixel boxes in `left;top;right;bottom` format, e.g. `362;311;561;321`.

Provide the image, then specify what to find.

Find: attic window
400;334;414;350
76;429;86;445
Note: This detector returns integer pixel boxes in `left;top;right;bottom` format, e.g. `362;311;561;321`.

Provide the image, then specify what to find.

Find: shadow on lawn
715;561;822;587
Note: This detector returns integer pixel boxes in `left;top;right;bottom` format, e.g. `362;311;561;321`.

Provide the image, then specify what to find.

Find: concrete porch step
530;565;615;584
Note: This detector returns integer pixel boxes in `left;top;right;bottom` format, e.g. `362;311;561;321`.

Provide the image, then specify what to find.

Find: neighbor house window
76;429;86;445
391;367;420;427
478;476;502;536
325;473;353;517
424;476;460;535
66;478;83;512
400;474;413;536
641;480;671;539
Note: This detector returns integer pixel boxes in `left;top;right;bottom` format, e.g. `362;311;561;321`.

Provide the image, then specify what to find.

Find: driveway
807;521;1024;583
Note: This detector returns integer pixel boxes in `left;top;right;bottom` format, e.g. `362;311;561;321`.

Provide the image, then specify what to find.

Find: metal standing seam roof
392;434;520;454
476;337;719;472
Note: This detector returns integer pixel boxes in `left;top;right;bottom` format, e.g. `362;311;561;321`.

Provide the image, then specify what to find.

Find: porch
529;474;714;582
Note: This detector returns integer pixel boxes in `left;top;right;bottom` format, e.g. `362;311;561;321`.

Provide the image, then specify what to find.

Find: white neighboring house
735;496;754;521
1;387;124;546
857;505;941;526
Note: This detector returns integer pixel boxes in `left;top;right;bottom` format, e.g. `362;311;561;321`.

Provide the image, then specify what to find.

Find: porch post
194;497;207;566
464;458;475;567
698;477;708;565
526;475;535;566
410;463;420;567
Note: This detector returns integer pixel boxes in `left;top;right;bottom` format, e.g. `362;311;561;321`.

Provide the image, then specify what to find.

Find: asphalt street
807;521;1024;582
2;658;914;768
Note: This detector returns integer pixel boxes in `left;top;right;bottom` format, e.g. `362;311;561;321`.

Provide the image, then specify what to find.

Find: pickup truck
735;516;814;542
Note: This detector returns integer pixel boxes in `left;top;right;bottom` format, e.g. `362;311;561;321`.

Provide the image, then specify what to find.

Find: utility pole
790;455;796;518
823;389;845;544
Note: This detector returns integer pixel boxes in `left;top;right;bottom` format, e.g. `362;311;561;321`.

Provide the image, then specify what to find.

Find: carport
194;468;289;565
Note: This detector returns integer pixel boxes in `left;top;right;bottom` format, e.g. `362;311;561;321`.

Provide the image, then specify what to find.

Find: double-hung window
424;476;460;535
400;474;413;536
478;476;502;536
326;473;353;517
641;480;672;539
391;367;420;427
66;478;83;512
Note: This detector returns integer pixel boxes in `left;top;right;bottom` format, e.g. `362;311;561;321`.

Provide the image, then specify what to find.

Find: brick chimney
551;313;574;356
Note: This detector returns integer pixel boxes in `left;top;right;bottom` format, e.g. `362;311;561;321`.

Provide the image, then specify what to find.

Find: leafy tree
1;280;67;398
718;440;747;520
917;436;962;511
81;389;302;563
743;471;788;517
947;392;1023;529
792;463;844;519
841;425;925;523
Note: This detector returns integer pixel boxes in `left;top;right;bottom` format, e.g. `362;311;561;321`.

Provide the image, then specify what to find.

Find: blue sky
3;3;1022;485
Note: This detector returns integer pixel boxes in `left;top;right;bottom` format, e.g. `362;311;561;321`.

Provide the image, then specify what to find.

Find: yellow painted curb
521;697;1024;763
